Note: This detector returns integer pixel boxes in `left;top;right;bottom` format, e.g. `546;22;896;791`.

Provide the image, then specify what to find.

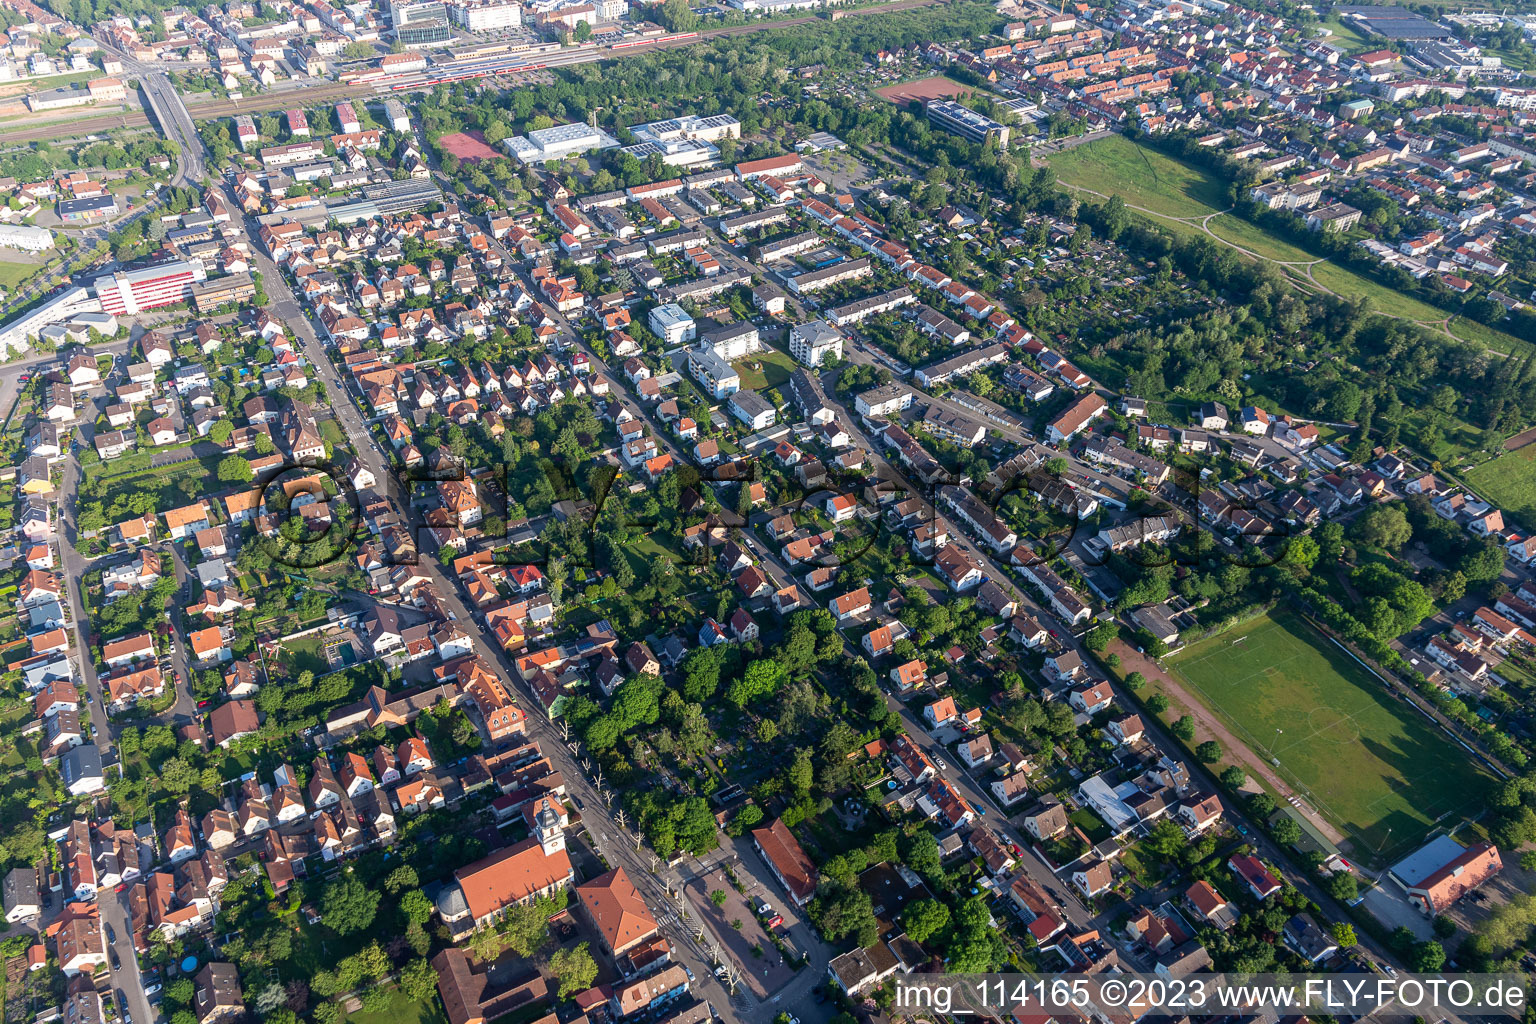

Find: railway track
0;0;943;147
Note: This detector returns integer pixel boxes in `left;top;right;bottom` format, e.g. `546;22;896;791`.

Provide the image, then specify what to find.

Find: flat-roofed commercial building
504;121;620;165
448;0;522;29
192;273;257;312
926;99;1011;149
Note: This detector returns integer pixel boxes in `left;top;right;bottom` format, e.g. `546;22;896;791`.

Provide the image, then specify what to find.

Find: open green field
733;347;797;391
1304;261;1458;327
1205;214;1319;264
1167;609;1494;861
1465;444;1536;525
1320;14;1374;52
0;260;40;292
1048;135;1229;218
1447;315;1530;356
341;985;448;1024
1049;137;1535;356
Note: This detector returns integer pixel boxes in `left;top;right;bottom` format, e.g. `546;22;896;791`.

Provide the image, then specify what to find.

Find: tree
160;756;196;794
217;454;253;484
1085;623;1118;653
727;658;787;707
1146;693;1170;714
680;648;721;702
468;926;506;963
660;0;696;29
1220;765;1247;789
1195;740;1221;763
254;987;288;1016
400;959;438;1002
384;866;419;895
1412;940;1446;972
1171;716;1196;741
321;872;380;936
1281;534;1319;577
1125;671;1145;692
1332;922;1357;947
710;889;728;906
901;898;951;943
1271;818;1303;845
548;942;598;998
901;829;944;880
1327;870;1358;903
788;747;814;795
1460;539;1506;585
1351;503;1412;552
1143;818;1187;862
503;896;560;955
398;889;434;925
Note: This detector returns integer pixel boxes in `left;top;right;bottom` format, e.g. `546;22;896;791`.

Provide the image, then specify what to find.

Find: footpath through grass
1166;608;1494;860
1047;136;1534;357
1047;134;1228;219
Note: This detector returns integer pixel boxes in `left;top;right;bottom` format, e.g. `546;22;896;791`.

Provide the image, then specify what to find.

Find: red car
196;699;210;709
115;883;126;893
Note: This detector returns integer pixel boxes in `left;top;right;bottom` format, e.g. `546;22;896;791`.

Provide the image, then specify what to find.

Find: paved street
240;203;827;1022
0;339;194;1024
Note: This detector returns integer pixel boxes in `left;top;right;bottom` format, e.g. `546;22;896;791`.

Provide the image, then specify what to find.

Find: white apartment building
449;0;522;30
789;320;842;367
649;302;696;346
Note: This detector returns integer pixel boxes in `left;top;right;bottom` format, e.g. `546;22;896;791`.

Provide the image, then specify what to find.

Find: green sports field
1465;444;1536;526
1167;609;1493;861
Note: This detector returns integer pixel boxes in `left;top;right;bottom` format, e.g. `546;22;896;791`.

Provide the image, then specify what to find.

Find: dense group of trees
1080;205;1524;468
0;135;181;182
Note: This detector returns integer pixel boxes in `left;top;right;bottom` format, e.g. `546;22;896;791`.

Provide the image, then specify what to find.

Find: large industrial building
503;121;619;165
92;260;208;316
620;114;741;169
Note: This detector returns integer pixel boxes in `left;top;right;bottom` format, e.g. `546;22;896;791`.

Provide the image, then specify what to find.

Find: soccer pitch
1166;609;1494;860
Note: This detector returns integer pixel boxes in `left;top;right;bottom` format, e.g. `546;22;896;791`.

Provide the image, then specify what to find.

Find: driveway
1362;884;1433;941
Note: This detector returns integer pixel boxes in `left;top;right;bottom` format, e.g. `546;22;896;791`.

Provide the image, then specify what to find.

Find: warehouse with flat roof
504;121;619;164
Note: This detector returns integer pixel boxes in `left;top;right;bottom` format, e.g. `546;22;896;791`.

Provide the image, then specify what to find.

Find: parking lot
683;868;798;1000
